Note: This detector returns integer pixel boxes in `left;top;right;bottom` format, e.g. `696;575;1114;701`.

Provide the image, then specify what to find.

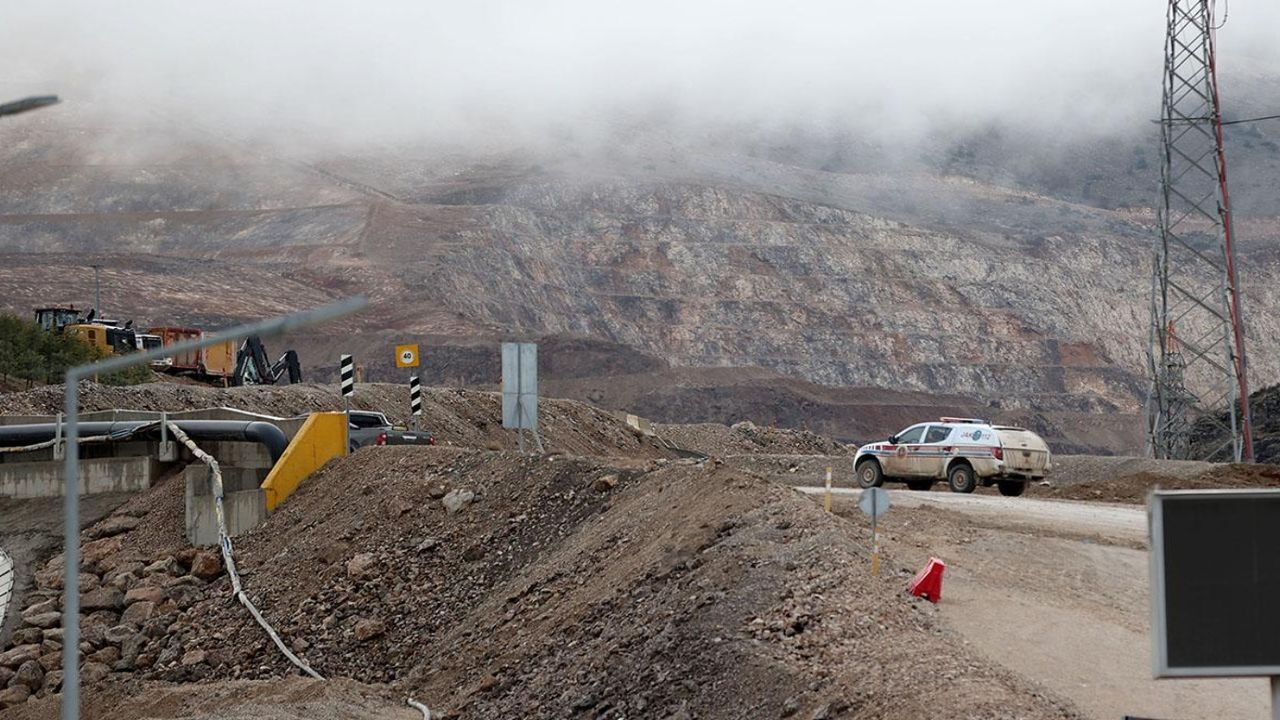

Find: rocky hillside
4;108;1280;452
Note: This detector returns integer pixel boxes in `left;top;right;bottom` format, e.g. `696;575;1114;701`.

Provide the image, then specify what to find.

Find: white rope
165;422;323;680
0;548;13;632
407;698;432;719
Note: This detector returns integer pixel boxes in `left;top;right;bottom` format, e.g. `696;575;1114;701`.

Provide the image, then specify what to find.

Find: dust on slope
45;446;1082;719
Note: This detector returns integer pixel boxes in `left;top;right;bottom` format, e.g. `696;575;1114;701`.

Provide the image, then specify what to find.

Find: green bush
0;313;152;386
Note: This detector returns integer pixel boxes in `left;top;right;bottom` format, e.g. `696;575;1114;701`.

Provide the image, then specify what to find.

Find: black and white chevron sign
409;376;422;416
340;354;354;397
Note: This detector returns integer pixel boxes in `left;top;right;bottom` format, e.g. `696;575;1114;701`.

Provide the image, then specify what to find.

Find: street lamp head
0;95;60;118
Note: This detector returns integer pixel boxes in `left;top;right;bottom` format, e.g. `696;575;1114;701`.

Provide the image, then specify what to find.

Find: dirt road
797;487;1271;720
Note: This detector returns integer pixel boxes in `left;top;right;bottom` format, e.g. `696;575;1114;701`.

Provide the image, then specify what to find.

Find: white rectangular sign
501;342;538;430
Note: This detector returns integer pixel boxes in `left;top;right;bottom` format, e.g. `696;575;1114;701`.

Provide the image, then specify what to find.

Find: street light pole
90;265;102;318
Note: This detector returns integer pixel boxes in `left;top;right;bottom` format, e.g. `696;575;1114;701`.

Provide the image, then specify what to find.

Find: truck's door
883;424;926;476
909;424;953;477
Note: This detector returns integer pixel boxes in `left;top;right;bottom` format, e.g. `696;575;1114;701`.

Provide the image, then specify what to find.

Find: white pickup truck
852;417;1052;496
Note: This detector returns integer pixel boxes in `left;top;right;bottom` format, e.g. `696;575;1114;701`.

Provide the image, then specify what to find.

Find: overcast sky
3;1;1278;148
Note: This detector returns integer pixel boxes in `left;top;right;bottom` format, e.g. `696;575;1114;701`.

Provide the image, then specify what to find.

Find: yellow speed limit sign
395;343;420;368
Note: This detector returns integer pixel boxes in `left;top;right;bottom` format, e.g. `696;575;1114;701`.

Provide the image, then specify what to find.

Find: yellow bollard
824;466;832;513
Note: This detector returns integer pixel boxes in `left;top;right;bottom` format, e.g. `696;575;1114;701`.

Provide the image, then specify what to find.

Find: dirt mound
0;382;673;459
1036;462;1280;504
1;446;1080;718
656;420;850;456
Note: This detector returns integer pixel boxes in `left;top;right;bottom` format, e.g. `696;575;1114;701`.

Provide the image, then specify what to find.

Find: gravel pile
0;446;1081;719
0;382;675;459
655;420;851;457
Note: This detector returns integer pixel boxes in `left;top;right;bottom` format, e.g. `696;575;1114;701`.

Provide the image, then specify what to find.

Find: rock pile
0;516;225;709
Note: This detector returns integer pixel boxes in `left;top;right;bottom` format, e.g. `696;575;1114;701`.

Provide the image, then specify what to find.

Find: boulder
23;599;58;617
144;557;182;576
124;585;166;606
346;553;378;580
42;670;63;694
80;622;108;647
80;661;111;684
0;684;30;708
592;474;619;492
80;587;124;612
353;619;385;642
21;612;61;630
442;488;476;514
12;660;44;691
174;547;199;569
103;624;139;646
121;601;156;626
0;645;42;669
189;551;222;580
90;646;121;666
0;667;11;688
37;653;61;673
81;536;125;572
180;649;207;667
10;628;42;646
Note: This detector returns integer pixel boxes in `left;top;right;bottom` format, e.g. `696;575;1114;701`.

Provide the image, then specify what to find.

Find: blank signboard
1150;490;1280;677
501;342;538;430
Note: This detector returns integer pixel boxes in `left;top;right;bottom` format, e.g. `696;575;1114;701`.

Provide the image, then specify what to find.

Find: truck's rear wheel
997;480;1026;497
855;459;884;488
906;479;932;491
947;463;977;493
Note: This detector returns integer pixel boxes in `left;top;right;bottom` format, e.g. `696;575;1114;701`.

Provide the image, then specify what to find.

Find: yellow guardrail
260;412;347;511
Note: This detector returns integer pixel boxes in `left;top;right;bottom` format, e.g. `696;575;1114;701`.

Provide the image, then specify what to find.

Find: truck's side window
895;426;925;444
925;425;950;443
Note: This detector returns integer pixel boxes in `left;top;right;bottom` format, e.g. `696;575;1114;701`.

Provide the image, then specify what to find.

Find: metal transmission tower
1147;0;1254;462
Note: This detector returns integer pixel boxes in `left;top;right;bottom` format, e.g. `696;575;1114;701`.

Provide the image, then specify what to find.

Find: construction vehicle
149;327;300;386
231;336;302;386
33;306;85;332
64;322;137;356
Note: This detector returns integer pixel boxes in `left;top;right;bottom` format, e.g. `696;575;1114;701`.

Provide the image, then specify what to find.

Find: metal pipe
0;420;288;463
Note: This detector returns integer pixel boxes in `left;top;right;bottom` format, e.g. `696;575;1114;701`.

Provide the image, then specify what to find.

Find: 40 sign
395;344;420;369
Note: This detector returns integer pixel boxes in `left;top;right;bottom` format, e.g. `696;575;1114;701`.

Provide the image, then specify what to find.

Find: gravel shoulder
813;488;1271;720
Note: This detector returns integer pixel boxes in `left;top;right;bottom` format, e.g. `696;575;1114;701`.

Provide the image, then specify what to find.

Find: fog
3;1;1279;151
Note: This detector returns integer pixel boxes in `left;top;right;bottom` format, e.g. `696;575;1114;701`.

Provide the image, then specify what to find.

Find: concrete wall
0;456;157;498
184;465;268;546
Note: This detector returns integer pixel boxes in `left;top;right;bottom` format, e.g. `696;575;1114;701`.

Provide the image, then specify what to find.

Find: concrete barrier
261;412;347;512
0;456;157;498
184;464;267;546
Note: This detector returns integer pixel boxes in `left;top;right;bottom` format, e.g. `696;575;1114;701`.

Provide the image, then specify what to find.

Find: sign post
340;354;354;451
858;487;890;577
824;466;833;513
396;344;422;430
1150;489;1280;720
409;376;422;430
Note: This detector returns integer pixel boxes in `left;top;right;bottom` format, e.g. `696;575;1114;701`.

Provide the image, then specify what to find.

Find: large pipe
0;420;288;463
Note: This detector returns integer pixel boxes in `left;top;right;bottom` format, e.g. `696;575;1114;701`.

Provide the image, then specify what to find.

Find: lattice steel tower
1146;0;1253;462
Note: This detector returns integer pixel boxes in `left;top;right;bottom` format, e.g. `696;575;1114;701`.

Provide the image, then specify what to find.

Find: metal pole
60;376;80;720
90;265;102;319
